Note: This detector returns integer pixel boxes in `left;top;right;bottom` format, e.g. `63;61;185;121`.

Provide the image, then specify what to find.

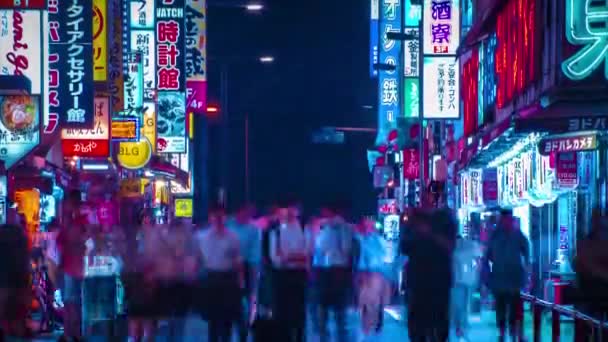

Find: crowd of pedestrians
10;200;602;342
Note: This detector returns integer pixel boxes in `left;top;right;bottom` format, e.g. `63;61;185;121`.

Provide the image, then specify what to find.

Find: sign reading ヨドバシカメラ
539;133;598;156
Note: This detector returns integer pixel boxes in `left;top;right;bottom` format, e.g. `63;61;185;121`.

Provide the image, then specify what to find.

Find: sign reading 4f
563;0;608;80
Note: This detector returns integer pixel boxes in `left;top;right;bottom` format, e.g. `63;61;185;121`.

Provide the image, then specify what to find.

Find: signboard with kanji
155;0;186;92
423;0;460;55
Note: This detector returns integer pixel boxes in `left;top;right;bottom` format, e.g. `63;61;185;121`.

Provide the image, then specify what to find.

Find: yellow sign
111;120;138;140
117;137;152;170
119;179;144;198
174;198;193;218
93;0;108;81
142;102;156;152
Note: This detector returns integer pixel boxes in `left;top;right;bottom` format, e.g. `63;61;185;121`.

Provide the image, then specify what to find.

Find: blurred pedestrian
451;235;482;339
315;204;353;342
402;209;456;342
485;209;529;341
196;205;243;342
270;201;310;342
0;224;32;339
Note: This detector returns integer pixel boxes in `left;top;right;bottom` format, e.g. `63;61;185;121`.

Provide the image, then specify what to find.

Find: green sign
562;0;608;80
404;78;419;118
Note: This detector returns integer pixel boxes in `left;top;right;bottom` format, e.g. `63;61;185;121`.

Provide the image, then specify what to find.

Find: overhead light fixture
259;56;274;63
246;3;263;11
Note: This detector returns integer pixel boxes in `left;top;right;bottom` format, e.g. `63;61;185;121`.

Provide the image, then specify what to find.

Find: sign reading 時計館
185;0;207;113
538;133;598;156
48;0;94;129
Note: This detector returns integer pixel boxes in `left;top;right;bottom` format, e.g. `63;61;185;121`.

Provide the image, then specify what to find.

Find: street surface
25;305;574;341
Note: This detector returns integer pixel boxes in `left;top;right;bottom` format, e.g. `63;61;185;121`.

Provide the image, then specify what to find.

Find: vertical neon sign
563;0;608;80
462;47;478;137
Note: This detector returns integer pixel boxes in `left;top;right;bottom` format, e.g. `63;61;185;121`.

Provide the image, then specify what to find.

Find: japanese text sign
403;148;420;180
0;95;40;168
556;152;578;188
111;118;139;142
423;56;460;119
370;0;379;77
403;28;419;77
141;101;156;152
109;0;123;113
130;0;154;29
563;0;608;80
0;0;46;9
61;97;110;157
0;10;43;95
378;0;401;139
156;91;186;153
48;0;95;129
130;29;156;96
404;78;419;118
423;0;460;55
155;0;186;92
174;197;192;217
93;0;108;81
539;133;598;155
123;52;144;118
185;0;207;113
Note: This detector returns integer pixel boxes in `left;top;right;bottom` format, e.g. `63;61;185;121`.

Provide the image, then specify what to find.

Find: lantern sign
155;0;186;92
423;57;460;119
563;0;608;80
423;0;460;55
48;0;94;129
185;0;207;113
61;97;110;158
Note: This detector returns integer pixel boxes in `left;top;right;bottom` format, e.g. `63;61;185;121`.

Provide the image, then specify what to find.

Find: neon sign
462;47;478;137
495;0;536;109
563;0;608;80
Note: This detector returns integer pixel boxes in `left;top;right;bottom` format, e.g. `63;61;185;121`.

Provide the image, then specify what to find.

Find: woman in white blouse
269;204;310;342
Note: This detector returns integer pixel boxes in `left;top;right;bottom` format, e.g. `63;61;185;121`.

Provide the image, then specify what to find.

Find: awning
148;156;190;188
457;0;509;56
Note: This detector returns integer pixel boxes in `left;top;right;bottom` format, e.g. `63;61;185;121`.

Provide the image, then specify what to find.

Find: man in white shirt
314;206;353;342
269;203;309;342
196;206;243;342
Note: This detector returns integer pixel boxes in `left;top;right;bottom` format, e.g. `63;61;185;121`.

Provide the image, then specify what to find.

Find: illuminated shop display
528;151;556;206
495;0;537;109
462;48;478;136
478;34;496;127
563;0;608;80
377;0;402;139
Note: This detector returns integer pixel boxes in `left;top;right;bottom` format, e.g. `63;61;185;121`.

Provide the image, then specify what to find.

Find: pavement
23;304;574;341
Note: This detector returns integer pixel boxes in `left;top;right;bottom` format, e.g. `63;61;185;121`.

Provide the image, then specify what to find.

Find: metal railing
521;292;608;342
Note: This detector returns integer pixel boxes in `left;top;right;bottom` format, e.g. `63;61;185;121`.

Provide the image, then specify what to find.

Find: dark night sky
206;0;377;217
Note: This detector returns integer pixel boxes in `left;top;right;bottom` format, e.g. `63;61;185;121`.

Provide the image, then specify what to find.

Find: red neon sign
0;0;46;9
61;140;110;158
495;0;537;109
462;48;479;137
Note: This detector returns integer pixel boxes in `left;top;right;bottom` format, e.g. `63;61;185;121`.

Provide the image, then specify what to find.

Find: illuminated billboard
0;95;40;168
156;0;186;92
422;56;460;119
185;0;207;113
156;91;186;153
422;0;460;55
61;97;110;158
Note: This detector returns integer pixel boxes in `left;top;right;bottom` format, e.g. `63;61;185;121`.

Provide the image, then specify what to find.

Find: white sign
423;0;460;55
0;10;43;95
130;30;156;89
403;28;419;77
423;56;460;119
130;0;155;29
371;0;379;20
383;214;400;240
62;97;110;140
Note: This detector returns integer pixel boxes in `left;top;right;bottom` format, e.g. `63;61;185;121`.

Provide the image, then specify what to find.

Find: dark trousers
407;289;450;342
494;291;523;335
203;271;241;342
274;268;307;342
318;267;351;342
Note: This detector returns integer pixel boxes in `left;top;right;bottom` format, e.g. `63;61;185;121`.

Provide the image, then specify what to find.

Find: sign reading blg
48;0;95;128
421;0;460;119
156;0;186;153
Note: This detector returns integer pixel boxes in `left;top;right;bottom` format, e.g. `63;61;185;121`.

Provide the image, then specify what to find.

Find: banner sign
539;133;598;155
111;118;139;142
377;0;401;140
556;152;578;188
155;0;186;92
403;28;419;77
109;0;124;114
369;0;379;77
130;29;156;98
0;0;45;9
0;10;43;95
423;56;460;119
404;78;419;118
61;97;110;157
185;0;207;113
156;91;185;153
130;0;154;29
93;0;108;81
423;0;460;55
174;197;192;217
123;52;144;118
403;148;420;180
0;95;40;168
142;101;156;152
48;0;94;128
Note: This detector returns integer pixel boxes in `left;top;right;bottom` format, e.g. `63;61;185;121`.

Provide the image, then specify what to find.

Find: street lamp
259;56;274;63
245;3;263;11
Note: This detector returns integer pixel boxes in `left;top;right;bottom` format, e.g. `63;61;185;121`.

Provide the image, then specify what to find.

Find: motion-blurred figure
451;235;482;339
485;209;529;342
